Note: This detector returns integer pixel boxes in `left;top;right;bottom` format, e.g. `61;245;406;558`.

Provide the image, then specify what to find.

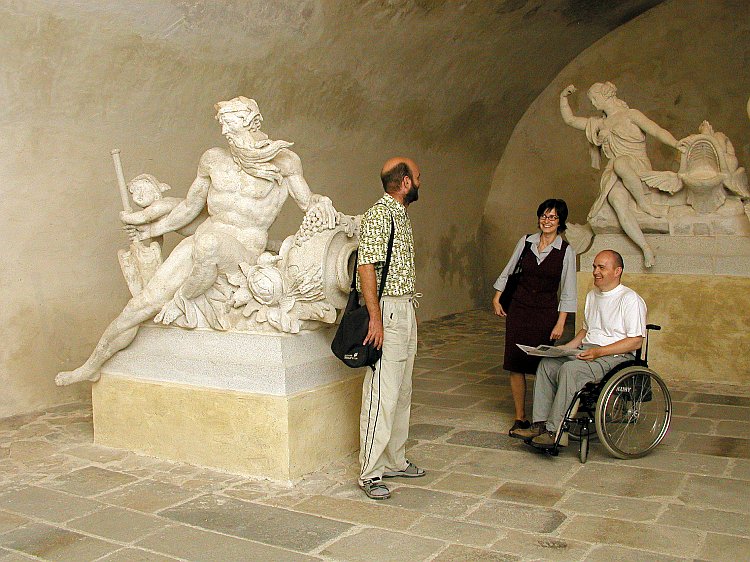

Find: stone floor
1;309;749;561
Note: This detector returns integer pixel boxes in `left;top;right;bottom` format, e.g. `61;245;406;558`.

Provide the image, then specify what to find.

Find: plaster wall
484;0;750;286
1;0;662;417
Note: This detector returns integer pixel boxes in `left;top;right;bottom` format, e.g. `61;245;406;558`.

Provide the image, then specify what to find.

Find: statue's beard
225;132;294;184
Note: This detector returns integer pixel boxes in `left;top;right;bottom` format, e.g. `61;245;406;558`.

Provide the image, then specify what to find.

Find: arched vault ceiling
19;0;665;164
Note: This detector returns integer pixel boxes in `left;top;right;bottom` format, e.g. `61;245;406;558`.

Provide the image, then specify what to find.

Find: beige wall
1;0;664;417
484;0;750;285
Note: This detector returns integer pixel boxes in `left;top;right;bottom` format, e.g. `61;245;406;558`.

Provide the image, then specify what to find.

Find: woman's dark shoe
508;419;531;437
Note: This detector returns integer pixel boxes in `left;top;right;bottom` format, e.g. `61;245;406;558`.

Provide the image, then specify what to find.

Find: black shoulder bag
499;235;531;312
331;215;395;369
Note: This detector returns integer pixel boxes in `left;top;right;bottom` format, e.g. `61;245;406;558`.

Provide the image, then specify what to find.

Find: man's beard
404;184;419;204
225;132;294;184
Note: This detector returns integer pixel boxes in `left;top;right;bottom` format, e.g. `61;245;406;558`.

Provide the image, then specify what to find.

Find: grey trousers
359;295;418;485
533;348;634;433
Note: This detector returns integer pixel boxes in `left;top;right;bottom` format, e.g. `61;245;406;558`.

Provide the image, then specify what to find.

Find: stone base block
580;233;750;275
577;272;750;385
93;326;365;481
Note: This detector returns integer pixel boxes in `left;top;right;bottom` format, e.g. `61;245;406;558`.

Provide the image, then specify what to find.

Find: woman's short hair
537;199;568;232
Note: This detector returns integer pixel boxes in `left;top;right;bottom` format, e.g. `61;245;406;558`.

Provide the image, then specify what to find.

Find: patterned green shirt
356;194;415;296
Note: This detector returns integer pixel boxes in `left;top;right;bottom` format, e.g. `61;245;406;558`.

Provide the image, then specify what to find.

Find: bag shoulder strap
511;234;532;275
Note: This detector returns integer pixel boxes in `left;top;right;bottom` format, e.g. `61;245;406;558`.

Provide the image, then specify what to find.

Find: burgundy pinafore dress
503;238;568;374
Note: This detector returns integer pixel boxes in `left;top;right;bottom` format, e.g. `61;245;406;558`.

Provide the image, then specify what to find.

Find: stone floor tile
63;444;130;464
467;499;567;533
0;548;37;561
413;378;464;393
431;473;501;496
446;430;528;452
679;474;750;514
730;459;750;480
294;494;417;530
451;449;577;487
565;463;684;499
96;547;181;561
676;434;750;459
137;524;318;561
584;544;686;561
415;371;487;383
431;544;519;561
557;491;662;522
43;466;138;497
491;482;565;507
160;494;352;552
0;486;104;523
452;361;503;373
657;504;750;536
669;414;715;434
445;384;507;399
409;516;500;547
8;440;61;462
669;401;696;417
0;511;28;535
412;390;484;409
715;419;750;438
408;423;454;441
415;357;465;370
67;505;173;543
221;488;266;502
97;479;199;512
691;403;750;421
1;522;119;561
685;393;750;407
696;532;750;561
320;528;444;562
560;515;701;558
616;449;730;476
408;443;475;470
383;485;481;517
490;529;591;561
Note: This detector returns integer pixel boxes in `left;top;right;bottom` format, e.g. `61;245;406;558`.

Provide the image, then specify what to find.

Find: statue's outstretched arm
282;150;337;228
559;85;588;131
148;155;212;238
629;110;680;150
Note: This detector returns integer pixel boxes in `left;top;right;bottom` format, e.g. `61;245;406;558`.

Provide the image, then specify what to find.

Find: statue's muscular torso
194;146;303;255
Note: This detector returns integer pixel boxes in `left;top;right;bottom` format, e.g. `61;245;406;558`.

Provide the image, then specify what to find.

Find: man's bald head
380;157;419;193
597;249;624;271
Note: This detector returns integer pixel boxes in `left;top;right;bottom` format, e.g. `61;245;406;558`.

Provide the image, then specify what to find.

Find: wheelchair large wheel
595;366;671;459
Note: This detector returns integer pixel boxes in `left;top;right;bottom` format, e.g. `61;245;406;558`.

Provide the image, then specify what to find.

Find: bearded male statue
56;97;337;386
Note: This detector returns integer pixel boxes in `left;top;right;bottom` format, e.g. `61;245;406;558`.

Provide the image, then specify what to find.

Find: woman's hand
550;321;565;341
492;293;507;317
560;84;577;98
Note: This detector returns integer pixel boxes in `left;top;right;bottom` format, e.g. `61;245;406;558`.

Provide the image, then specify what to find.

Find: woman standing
492;199;577;438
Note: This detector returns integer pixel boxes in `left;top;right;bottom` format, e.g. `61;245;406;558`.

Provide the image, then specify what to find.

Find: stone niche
92;325;364;481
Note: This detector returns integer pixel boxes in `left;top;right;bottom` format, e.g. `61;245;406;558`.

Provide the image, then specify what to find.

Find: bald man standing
356;158;424;500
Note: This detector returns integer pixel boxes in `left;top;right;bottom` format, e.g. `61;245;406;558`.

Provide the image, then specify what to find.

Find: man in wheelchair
512;249;647;448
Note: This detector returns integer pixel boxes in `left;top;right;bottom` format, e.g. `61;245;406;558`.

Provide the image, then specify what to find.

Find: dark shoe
531;430;568;448
508;419;531;436
382;461;425;479
360;478;391;500
511;421;545;440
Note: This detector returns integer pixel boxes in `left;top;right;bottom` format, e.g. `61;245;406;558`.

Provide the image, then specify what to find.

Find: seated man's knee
192;232;220;264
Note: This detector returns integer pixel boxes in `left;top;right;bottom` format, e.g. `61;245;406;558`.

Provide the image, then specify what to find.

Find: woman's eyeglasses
540;215;559;222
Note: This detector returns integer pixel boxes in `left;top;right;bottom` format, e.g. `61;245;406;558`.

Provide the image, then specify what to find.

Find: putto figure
56;97;337;385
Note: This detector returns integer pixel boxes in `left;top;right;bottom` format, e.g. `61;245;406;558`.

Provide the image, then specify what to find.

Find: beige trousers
359;295;418;485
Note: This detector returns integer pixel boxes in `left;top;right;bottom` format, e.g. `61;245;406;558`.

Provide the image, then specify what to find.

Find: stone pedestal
92;325;364;481
576;272;750;385
580;233;750;275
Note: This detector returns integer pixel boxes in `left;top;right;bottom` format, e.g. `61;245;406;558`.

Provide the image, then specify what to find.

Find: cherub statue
560;82;685;267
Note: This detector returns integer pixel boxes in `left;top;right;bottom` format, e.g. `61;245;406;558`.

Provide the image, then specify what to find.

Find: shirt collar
379;193;407;215
529;232;563;249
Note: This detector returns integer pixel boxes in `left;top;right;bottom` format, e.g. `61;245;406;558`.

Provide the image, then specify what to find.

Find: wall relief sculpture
560;83;750;268
56;97;358;386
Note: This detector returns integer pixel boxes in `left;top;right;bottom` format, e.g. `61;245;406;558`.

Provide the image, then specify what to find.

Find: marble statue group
56;97;359;386
561;82;749;267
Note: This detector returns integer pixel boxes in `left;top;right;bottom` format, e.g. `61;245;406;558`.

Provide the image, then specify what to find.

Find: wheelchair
529;324;672;463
